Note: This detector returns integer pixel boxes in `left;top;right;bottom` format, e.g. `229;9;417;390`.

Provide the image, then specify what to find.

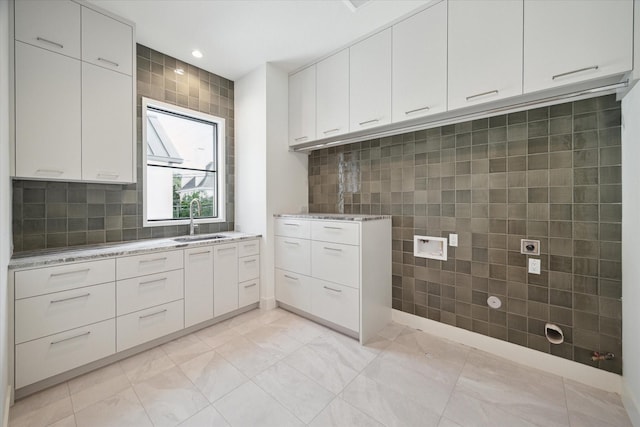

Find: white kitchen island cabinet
274;214;391;344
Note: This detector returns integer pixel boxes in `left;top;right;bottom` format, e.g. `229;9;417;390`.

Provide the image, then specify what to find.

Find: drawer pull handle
358;118;379;126
139;309;168;319
284;241;300;246
140;257;167;264
323;286;342;293
36;36;63;49
244;259;257;264
323;226;343;230
189;250;211;256
244;283;258;288
50;293;90;304
50;268;90;277
98;57;119;67
244;243;257;247
323;128;340;134
283;223;299;226
284;275;299;280
139;277;167;286
552;66;599;80
294;136;308;142
466;90;499;101
36;168;64;176
324;247;343;252
97;171;120;179
405;106;430;115
51;331;90;345
218;247;236;253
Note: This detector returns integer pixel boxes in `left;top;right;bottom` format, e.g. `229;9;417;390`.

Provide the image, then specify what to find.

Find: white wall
235;63;307;308
0;0;12;420
622;82;640;426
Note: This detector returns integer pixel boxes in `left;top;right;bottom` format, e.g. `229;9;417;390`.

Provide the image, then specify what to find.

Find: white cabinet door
350;28;392;131
392;2;447;122
184;246;214;327
275;269;311;313
213;243;238;317
81;63;134;183
289;65;316;146
448;0;523;110
316;49;349;139
311;279;359;332
82;6;133;76
523;0;632;94
14;0;80;59
15;42;81;180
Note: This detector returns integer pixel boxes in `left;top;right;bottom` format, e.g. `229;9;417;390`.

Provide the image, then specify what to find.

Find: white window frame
142;97;226;227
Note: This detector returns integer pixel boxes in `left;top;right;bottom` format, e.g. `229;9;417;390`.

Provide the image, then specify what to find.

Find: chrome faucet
189;198;201;235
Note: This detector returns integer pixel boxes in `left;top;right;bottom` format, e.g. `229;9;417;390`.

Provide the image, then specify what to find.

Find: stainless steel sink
172;234;227;243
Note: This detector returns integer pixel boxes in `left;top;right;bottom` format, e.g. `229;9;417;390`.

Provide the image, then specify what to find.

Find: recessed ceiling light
192;50;203;59
174;68;185;75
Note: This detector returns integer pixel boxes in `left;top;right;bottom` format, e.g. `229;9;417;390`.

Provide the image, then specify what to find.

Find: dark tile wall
12;45;235;251
309;95;623;374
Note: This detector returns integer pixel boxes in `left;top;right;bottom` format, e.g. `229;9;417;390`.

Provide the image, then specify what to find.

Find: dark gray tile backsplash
12;45;235;251
309;95;622;374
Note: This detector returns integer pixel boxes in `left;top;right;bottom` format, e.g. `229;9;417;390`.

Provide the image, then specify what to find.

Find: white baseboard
3;385;10;427
392;309;622;394
260;296;276;310
623;380;640;427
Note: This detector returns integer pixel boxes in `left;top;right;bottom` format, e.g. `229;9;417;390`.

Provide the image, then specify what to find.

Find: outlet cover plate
520;239;540;256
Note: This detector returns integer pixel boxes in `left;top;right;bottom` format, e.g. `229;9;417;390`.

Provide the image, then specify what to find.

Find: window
142;98;225;226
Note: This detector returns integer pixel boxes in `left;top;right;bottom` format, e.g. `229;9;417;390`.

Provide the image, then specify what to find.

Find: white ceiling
87;0;431;81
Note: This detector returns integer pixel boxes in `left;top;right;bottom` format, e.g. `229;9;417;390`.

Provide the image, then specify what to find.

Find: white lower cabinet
274;216;391;343
184;246;214;328
275;269;312;313
117;300;184;351
213;243;239;317
11;237;261;392
15;319;115;389
311;279;359;332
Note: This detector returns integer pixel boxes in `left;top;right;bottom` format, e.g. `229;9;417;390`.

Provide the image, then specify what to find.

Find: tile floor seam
127;379;155;427
561;377;572;427
248;375;310;426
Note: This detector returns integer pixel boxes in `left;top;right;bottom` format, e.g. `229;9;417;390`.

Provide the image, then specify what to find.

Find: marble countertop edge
274;213;391;221
9;232;261;270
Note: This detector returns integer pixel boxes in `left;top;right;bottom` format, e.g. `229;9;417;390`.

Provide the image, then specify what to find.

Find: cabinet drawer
15;282;115;344
15;0;81;59
117;300;184;351
311;221;359;245
275;269;312;313
116;250;183;280
116;269;184;316
15;259;115;299
238;239;260;257
275;237;311;276
239;279;260;308
311;279;359;332
239;255;260;283
15;319;115;388
311;241;359;289
274;218;311;239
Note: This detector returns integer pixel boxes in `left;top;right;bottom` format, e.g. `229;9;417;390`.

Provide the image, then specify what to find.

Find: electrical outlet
449;233;458;247
521;239;540;256
528;258;541;275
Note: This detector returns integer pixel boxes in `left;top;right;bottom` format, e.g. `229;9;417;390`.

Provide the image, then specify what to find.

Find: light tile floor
9;307;633;427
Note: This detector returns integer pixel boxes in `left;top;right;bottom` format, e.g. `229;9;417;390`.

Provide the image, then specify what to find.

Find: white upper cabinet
392;1;447;123
289;65;316;146
350;28;392;131
15;43;81;180
523;0;633;94
316;49;349;139
447;0;523;110
82;63;134;182
15;0;80;59
82;7;133;76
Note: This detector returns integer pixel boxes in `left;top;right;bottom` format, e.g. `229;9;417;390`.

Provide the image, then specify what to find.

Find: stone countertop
274;213;391;221
9;232;261;270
